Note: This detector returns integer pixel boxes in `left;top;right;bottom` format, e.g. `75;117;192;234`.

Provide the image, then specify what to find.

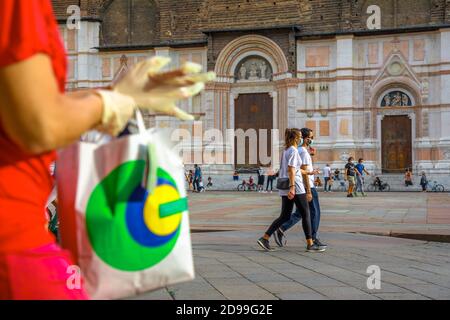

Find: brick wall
206;29;295;73
51;0;449;46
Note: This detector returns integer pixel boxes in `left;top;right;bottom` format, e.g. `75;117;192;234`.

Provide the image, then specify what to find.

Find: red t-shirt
0;0;67;252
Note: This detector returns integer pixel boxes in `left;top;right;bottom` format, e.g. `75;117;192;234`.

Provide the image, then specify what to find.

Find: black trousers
265;194;312;240
194;178;200;191
266;177;273;190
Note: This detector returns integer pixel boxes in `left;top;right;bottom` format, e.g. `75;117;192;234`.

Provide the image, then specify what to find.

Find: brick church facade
53;0;450;175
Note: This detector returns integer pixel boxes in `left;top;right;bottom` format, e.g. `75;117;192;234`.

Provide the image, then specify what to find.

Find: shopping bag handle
135;109;147;135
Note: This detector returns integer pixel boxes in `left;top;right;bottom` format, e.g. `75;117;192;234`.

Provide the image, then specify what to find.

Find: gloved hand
96;56;216;136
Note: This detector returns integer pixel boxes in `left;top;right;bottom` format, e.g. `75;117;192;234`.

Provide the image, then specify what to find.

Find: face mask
308;139;314;146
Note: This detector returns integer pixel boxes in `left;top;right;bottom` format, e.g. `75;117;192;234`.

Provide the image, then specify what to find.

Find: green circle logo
86;160;188;271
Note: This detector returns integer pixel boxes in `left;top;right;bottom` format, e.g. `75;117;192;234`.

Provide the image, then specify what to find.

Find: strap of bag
135;109;147;135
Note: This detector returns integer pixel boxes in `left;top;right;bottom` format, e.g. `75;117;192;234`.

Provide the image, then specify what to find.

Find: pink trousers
0;243;89;300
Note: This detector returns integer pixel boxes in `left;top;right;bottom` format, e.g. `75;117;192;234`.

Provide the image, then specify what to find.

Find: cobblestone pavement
132;191;450;300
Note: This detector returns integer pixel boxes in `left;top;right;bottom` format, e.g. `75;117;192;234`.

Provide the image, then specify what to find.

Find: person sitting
404;168;413;187
233;171;239;181
374;176;382;190
207;176;213;188
198;178;205;192
334;169;341;181
248;176;255;187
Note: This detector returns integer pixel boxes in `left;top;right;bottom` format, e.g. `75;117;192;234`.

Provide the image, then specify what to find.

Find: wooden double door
381;115;412;173
234;93;273;168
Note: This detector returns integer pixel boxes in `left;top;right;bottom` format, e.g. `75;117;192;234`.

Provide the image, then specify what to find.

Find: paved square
133;192;450;300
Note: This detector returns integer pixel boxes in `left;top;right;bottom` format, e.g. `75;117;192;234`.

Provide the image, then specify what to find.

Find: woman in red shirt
0;0;212;300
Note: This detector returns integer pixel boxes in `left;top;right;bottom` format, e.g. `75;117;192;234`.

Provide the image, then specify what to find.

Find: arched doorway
381;115;412;173
379;90;414;173
234;93;273;168
212;35;290;169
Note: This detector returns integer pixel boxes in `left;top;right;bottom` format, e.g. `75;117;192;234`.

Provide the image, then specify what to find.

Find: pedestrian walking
257;128;323;252
344;157;358;198
355;158;370;196
273;128;326;251
420;172;428;192
185;170;194;191
193;164;202;192
323;164;332;192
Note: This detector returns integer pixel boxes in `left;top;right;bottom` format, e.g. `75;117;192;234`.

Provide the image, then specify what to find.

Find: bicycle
237;180;257;191
427;181;445;192
367;181;390;192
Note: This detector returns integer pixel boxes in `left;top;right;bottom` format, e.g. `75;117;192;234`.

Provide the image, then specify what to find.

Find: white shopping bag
56;112;194;300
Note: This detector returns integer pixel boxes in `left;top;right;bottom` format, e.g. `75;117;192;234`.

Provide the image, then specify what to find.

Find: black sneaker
347;194;353;198
307;243;326;253
274;228;286;247
257;237;274;252
314;238;327;249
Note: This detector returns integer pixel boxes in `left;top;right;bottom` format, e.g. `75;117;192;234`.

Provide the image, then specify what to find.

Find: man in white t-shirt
323;164;332;192
274;127;327;250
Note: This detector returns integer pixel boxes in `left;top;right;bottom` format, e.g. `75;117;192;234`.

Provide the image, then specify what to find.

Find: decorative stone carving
422;110;429;137
364;113;371;138
235;56;272;82
387;61;405;76
320;83;329;91
259;62;267;80
444;150;450;160
120;54;128;67
421;78;429;101
340;151;350;161
248;63;258;80
306;71;315;79
239;65;247;80
381;91;412;107
377;109;414;117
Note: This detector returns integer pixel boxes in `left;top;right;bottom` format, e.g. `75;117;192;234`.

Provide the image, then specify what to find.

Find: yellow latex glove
96;56;215;135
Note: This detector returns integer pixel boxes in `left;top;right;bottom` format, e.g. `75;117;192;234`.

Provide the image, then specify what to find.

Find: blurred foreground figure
0;0;214;300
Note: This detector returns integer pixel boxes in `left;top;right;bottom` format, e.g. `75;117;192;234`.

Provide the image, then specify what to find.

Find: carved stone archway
207;35;293;169
214;34;290;82
371;82;421;173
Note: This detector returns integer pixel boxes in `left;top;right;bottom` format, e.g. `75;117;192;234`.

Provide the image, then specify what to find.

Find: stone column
335;35;355;148
437;28;450;171
439;29;450;144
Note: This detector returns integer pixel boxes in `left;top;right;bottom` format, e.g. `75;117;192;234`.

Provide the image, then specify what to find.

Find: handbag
276;150;290;190
276;177;290;190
